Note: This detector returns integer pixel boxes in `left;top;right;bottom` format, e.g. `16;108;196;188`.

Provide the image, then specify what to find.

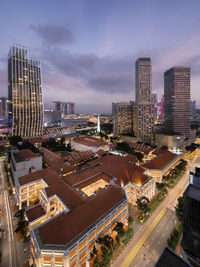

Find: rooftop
34;185;125;248
155;247;192;267
26;204;45;222
18;168;85;209
143;150;177;170
73;136;108;148
13;150;39;163
184;184;200;202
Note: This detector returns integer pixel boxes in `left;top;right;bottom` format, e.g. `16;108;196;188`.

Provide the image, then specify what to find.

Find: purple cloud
30;24;75;45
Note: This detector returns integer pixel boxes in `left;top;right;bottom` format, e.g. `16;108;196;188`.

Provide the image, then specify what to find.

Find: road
0;158;20;267
112;152;199;267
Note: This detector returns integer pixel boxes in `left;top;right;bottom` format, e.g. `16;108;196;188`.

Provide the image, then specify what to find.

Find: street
112;152;199;267
0;158;20;267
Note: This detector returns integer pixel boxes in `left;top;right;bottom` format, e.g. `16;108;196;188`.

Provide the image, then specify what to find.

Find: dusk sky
1;0;200;113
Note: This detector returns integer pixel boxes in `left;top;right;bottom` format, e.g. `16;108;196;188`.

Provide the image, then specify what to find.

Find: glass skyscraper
8;44;43;138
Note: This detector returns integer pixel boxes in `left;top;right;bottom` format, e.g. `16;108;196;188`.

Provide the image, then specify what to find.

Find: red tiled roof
127;142;154;155
38;185;124;245
64;154;150;187
143;150;178;170
29;138;49;144
18;168;85;209
26;204;45;222
65;150;94;165
19;150;38;159
73;136;108;148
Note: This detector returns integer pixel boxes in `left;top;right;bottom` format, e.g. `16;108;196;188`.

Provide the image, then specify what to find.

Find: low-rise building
16;166;128;267
10;149;42;188
143;150;179;183
71;136;109;153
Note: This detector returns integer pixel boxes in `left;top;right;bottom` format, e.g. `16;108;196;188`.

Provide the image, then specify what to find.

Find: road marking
120;207;167;267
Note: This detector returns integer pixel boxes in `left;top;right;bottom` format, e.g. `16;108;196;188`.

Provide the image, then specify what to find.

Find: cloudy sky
1;0;200;113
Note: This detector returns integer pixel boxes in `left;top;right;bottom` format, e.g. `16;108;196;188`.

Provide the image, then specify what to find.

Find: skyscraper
8;44;43;138
53;101;75;117
135;58;155;144
181;184;200;266
0;97;8;119
164;67;190;138
112;102;136;136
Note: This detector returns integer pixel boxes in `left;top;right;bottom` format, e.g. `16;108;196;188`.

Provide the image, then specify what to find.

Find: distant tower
97;115;100;133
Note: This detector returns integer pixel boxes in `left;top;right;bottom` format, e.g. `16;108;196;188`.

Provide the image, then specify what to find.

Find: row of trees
116;142;144;162
14;208;29;239
90;220;133;266
167;196;183;250
41;137;71;152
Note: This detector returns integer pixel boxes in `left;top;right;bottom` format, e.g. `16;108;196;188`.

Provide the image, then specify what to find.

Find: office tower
135;58;155;144
112;102;136;136
0;97;8;118
8;44;43;138
164;67;190;138
152;92;157;104
190;100;196;116
181;184;200;266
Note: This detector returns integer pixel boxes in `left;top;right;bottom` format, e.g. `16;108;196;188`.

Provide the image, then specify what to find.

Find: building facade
112;102;136;136
135;58;155;144
0;97;8;118
181;184;200;266
8;44;43;138
53;101;75;117
164;67;190;138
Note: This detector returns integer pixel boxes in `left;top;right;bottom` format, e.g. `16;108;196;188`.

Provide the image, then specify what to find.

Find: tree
161;145;168;151
156;182;165;191
175;196;183;221
66;143;71;152
90;245;97;259
116;142;130;152
136;196;150;213
113;222;125;239
134;152;144;162
10;135;23;146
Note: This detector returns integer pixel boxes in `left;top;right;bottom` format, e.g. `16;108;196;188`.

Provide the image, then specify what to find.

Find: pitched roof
143;150;178;170
37;185;125;247
73;136;108;148
26;204;45;222
18;168;85;209
19;150;38;160
127;142;154;155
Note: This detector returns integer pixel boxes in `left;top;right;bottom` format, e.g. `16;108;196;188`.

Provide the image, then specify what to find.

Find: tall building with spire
8;44;43;138
135;58;155;144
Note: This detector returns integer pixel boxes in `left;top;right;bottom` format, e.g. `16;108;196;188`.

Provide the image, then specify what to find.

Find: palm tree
113;222;125;239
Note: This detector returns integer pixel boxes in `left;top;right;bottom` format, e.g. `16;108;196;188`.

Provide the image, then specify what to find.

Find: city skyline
0;1;200;113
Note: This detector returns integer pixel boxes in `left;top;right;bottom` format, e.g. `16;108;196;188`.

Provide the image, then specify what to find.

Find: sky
1;0;200;113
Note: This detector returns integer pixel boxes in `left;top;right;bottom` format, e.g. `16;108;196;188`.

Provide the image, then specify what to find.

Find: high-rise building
190;100;196;116
53;101;75;117
0;97;8;118
181;184;200;266
112;102;136;136
164;67;190;138
135;58;155;144
8;44;43;138
152;92;157;104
